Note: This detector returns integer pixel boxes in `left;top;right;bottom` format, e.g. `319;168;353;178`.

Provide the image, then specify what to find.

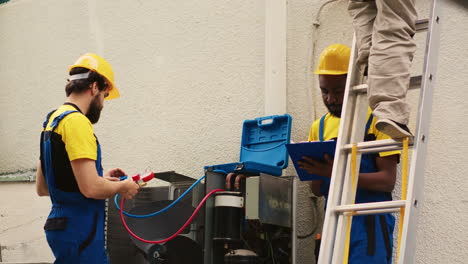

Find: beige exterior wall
1;0;467;263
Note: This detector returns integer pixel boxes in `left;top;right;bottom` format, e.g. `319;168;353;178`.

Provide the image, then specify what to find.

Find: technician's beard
326;104;342;118
86;96;102;124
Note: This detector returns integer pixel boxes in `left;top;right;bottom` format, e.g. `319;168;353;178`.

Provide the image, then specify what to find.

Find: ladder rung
343;139;413;154
344;208;401;216
350;84;368;94
415;18;429;32
352;75;422;94
334;200;406;213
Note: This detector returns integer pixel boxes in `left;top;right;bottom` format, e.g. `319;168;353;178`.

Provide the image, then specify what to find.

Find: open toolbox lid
204;114;292;176
239;114;292;169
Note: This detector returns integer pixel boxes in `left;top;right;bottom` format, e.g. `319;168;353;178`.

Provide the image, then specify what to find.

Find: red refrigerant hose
119;188;224;244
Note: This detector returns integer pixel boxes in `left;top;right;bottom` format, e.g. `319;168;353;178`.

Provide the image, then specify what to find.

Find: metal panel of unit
245;174;293;228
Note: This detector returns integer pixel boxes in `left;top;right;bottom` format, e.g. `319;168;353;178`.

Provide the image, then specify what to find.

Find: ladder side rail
317;35;360;264
317;148;351;264
331;93;368;263
399;0;442;263
318;35;369;264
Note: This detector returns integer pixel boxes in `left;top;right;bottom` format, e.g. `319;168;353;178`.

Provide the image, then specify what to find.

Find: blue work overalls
41;107;108;264
319;114;395;264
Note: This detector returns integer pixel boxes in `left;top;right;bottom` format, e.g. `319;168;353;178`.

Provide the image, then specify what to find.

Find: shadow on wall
450;0;468;8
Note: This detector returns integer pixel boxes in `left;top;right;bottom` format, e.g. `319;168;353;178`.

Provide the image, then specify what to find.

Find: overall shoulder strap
42;110;56;129
49;110;79;131
319;114;327;142
365;113;374;136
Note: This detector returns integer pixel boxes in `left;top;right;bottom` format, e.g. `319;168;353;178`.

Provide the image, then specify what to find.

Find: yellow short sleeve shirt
44;104;97;161
308;108;399;157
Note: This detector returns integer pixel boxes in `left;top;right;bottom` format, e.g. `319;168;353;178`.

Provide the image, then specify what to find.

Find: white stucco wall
414;1;468;263
0;0;265;175
1;0;467;263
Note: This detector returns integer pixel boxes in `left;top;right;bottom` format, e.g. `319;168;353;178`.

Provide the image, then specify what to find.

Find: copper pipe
234;174;247;191
225;173;236;190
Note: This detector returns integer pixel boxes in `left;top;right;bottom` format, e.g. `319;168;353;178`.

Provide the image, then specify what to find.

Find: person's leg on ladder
348;0;377;81
369;0;417;138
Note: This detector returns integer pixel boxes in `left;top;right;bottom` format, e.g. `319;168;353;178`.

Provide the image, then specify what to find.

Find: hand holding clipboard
286;140;336;181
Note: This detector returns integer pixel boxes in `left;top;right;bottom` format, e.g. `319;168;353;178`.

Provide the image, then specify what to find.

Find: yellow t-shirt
43;104;97;161
308;108;399;157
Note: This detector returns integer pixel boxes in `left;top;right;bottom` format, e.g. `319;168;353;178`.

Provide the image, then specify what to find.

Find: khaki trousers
348;0;417;125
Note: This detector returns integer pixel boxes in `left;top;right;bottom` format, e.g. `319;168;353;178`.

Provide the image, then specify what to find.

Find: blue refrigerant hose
114;169;227;218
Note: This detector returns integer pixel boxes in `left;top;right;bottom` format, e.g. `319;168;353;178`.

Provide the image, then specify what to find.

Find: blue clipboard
286;140;336;181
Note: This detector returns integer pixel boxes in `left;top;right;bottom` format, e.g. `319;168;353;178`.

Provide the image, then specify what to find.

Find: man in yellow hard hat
35;53;140;263
348;0;416;138
298;44;399;263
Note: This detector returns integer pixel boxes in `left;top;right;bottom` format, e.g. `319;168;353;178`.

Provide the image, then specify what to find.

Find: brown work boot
376;119;413;139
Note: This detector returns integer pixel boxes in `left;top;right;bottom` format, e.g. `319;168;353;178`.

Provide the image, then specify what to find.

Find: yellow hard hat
68;53;120;100
313;44;351;75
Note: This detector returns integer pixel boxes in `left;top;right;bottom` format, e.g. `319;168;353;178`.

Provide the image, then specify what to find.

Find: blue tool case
205;114;292;176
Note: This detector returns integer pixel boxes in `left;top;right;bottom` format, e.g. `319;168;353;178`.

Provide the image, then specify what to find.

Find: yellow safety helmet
313;44;350;75
68;53;120;100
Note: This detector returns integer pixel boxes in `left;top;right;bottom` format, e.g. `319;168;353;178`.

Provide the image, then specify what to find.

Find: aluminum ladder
317;0;442;263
